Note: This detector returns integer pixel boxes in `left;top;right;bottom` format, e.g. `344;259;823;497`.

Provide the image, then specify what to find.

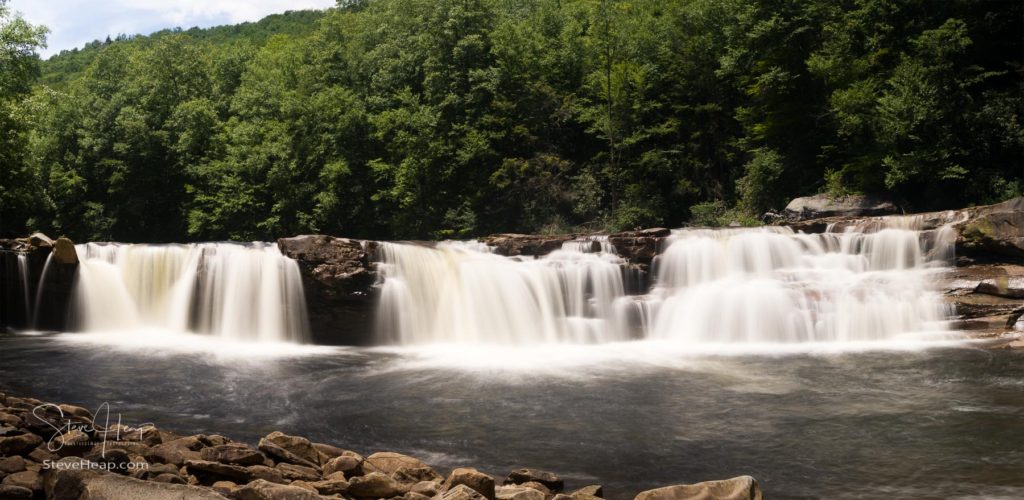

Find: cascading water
376;241;632;344
376;221;956;346
72;242;310;343
17;254;31;322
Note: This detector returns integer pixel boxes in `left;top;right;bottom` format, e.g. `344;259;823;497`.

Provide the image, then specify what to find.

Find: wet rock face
277;235;379;345
608;228;670;269
783;194;899;221
955;197;1024;260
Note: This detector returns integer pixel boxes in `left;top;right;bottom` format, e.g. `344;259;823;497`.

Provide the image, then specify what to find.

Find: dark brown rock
0;456;26;474
2;470;42;493
278;235;378;345
480;234;574;257
0;433;43;456
0;484;33;499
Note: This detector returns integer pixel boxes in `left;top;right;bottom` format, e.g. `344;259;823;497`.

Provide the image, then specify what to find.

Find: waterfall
376;242;631;344
17;254;31;323
376;222;955;346
31;253;54;329
72;242;310;343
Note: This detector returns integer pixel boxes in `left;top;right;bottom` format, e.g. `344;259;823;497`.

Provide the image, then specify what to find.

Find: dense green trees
1;0;1021;242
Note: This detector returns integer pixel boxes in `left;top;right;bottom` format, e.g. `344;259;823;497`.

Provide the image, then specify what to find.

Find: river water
2;332;1021;499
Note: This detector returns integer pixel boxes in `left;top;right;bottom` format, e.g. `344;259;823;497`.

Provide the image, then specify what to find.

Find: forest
1;0;1021;242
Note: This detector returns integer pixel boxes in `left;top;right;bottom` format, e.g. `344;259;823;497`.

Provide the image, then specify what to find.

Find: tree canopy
1;0;1021;242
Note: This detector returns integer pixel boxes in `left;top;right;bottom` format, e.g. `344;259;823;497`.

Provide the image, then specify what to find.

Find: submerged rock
633;476;763;500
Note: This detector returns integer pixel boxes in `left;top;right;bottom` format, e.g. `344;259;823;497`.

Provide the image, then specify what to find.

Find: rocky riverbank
0;392;761;500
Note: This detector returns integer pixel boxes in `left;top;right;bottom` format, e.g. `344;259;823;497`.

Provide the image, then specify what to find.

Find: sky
9;0;337;58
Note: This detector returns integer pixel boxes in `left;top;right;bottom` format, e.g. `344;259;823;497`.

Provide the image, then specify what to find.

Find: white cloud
9;0;337;57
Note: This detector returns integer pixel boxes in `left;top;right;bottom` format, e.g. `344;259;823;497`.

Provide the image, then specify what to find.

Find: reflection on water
1;332;1022;499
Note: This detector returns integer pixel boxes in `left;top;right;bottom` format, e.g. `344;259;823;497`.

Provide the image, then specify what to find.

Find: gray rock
784;193;898;221
633;476;763;500
323;452;363;476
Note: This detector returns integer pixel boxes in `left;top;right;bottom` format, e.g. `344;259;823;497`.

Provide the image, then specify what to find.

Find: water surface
1;332;1022;499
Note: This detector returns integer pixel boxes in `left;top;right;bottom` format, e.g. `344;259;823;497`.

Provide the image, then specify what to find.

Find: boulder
276;462;320;482
974;277;1024;299
445;484;489;500
309;477;350;495
200;443;266;466
444;468;496;500
956;197;1024;259
184;459;254;484
362;452;432;476
2;470;42;493
236;479;325;500
52;237;79;264
258;431;321;469
783;193;898;221
323;452;363;476
505;468;563;492
633;476;763;500
0;456;26;474
496;486;546;500
247;465;286;484
0;433;43;456
28;233;54;248
145;438;203;467
394;466;443;485
480;234;573;257
0;485;33;499
347;471;406;498
410;480;440;497
43;460;226;500
277;235;378;345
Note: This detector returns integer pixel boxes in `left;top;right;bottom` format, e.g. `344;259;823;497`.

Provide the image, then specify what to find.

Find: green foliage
1;0;1021;241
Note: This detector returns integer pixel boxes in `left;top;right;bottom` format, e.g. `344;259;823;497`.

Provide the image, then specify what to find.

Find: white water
17;254;31;321
377;222;956;346
377;241;631;344
72;242;309;343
